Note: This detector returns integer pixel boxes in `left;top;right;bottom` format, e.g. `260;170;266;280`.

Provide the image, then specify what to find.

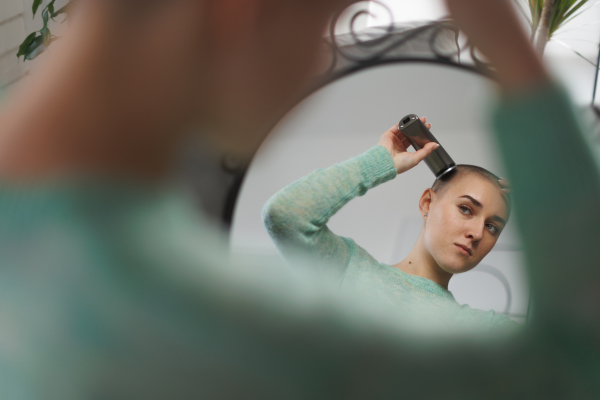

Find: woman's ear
419;189;434;218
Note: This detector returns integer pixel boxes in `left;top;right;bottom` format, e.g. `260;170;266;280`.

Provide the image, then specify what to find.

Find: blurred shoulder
455;304;521;333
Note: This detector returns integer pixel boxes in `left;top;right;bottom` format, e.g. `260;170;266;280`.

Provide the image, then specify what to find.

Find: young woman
263;118;516;331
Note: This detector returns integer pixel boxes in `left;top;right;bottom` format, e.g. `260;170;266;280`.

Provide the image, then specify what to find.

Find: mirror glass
231;63;529;324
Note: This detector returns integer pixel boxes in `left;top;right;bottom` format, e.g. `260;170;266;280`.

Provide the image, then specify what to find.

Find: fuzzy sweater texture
0;84;598;398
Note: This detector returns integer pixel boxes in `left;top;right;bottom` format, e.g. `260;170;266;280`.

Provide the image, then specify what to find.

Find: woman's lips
455;244;472;256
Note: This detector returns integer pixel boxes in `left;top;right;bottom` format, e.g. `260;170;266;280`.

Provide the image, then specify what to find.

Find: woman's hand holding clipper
378;117;439;175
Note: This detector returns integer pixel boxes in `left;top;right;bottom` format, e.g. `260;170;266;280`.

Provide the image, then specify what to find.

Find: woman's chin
438;258;477;275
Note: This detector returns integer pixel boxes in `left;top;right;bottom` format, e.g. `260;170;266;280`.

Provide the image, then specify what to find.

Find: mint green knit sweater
0;84;599;398
263;145;517;332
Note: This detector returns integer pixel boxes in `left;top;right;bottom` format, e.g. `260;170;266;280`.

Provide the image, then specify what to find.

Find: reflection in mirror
231;63;529;325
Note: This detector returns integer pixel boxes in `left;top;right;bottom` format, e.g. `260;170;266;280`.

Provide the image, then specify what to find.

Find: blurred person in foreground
263;116;516;332
0;0;598;399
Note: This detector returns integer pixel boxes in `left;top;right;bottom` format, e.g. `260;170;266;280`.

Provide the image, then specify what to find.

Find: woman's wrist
364;145;398;180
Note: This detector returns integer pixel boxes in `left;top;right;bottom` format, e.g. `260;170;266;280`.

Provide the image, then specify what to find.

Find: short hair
431;165;511;218
432;165;499;193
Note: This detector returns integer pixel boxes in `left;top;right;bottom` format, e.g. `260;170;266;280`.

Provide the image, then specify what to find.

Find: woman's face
422;175;509;274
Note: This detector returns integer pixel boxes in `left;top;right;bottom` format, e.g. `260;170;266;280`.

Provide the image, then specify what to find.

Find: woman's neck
392;234;453;289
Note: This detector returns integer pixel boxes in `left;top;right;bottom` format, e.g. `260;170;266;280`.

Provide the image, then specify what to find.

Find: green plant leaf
549;0;590;37
17;0;72;60
553;39;599;68
42;8;49;27
531;0;592;44
32;0;43;17
528;0;544;41
554;19;600;35
529;0;543;26
52;4;68;17
24;36;45;60
560;0;600;27
563;0;589;20
16;32;37;59
40;27;51;46
47;0;60;20
514;0;533;25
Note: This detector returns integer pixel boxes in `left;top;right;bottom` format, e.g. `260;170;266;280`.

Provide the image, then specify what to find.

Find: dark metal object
321;1;494;80
398;114;456;178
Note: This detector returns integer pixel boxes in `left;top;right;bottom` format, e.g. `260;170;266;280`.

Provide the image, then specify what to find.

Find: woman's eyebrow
459;195;483;208
460;195;507;225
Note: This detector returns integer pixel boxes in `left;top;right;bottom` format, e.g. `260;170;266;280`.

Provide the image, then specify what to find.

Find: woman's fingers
397;134;411;150
412;142;439;164
498;177;512;197
389;132;408;152
498;178;511;193
419;116;432;130
395;141;439;174
386;118;434;158
389;124;411;149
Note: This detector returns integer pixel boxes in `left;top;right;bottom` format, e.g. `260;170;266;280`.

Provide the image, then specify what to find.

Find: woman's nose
465;221;484;241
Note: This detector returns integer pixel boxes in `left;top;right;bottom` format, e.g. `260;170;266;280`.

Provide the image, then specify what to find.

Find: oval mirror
231;61;529;324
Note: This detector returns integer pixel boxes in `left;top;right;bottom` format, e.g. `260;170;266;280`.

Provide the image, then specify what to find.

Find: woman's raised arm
262;124;438;280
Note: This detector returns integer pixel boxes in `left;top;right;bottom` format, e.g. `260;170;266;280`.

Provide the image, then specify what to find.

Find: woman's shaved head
431;165;511;219
432;165;499;192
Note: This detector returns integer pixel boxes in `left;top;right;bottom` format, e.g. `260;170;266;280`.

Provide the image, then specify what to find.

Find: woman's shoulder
455;303;521;332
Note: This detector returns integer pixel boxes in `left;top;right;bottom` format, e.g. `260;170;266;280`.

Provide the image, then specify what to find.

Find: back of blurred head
0;0;345;178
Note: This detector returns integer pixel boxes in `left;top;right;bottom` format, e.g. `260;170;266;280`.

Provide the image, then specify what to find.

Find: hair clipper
398;114;456;179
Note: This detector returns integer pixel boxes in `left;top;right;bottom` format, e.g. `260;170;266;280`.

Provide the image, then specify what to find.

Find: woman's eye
486;224;498;235
459;205;471;215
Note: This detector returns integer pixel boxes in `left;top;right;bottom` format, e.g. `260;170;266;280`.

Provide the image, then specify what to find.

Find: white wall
0;0;27;86
366;0;600;105
231;63;529;322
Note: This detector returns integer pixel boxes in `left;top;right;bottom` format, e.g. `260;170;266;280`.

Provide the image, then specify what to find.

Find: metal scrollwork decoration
320;0;495;84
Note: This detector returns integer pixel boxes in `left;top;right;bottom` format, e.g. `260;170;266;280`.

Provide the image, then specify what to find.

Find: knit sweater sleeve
262;145;397;279
492;84;600;332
